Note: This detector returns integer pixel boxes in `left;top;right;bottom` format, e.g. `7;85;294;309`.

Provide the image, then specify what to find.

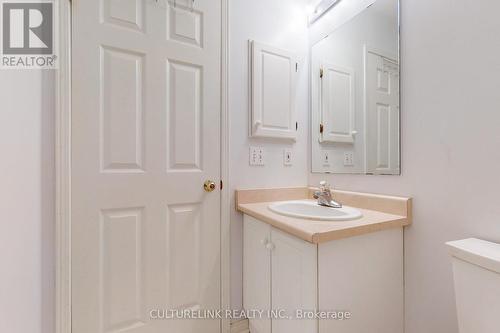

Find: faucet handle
319;180;330;191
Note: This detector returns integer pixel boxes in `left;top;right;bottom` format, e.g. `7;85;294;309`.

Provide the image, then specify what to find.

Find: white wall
229;0;311;310
0;70;55;333
310;1;500;332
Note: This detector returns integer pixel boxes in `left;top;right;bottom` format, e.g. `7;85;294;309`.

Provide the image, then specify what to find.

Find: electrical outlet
343;152;354;166
323;151;330;166
257;148;264;165
249;146;265;166
283;149;292;166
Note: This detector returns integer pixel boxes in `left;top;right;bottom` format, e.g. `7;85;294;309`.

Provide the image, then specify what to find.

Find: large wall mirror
311;0;400;174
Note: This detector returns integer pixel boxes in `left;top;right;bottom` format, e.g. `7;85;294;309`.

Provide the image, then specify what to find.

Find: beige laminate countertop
236;187;412;244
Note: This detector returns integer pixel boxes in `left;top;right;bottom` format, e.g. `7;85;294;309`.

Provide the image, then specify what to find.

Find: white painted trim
55;0;71;333
362;44;368;174
221;0;231;332
56;1;231;332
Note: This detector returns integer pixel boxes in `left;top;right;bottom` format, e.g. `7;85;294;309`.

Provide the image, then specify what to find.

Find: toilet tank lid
446;238;500;274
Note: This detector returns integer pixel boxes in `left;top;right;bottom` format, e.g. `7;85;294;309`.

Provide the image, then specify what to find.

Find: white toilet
446;238;500;333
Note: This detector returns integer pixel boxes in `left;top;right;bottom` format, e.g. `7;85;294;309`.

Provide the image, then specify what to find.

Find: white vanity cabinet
243;216;317;333
243;215;404;333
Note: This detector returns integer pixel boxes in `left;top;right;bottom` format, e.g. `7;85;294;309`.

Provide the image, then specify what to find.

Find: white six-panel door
71;0;221;332
365;50;400;175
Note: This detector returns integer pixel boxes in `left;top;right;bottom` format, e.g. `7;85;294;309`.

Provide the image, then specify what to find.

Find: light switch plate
283;149;292;166
343;152;354;166
323;151;331;166
249;146;265;166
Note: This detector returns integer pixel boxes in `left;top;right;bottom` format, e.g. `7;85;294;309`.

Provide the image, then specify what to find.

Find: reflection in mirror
311;0;400;175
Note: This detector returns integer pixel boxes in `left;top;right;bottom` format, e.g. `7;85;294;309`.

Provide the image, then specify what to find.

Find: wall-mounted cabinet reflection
311;0;400;174
320;63;356;144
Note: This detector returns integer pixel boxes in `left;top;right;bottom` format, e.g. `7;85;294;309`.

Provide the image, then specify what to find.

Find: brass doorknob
204;180;216;192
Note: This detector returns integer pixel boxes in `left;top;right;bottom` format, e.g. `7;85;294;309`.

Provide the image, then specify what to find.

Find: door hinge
220;180;223;190
320;123;324;134
320;68;324;78
296;122;298;131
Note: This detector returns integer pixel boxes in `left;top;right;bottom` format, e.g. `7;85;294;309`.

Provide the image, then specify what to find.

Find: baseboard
230;318;249;333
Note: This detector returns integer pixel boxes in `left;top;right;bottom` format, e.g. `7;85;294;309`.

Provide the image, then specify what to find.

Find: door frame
54;1;231;332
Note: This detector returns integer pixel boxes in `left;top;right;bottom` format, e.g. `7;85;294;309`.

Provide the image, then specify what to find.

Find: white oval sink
268;200;362;221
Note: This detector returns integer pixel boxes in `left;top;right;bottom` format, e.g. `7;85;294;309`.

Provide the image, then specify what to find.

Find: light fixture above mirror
309;0;343;24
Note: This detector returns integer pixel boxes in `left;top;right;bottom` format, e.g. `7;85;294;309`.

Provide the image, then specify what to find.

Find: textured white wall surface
0;70;55;333
311;1;500;332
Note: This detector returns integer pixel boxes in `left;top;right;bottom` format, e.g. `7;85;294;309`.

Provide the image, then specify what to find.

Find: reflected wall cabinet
320;63;356;143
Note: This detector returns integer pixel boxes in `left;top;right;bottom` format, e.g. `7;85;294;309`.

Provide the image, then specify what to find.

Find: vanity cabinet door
243;216;272;333
271;228;318;333
318;228;404;333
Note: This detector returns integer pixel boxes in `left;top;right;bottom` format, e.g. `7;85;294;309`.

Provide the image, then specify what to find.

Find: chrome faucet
313;181;342;208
